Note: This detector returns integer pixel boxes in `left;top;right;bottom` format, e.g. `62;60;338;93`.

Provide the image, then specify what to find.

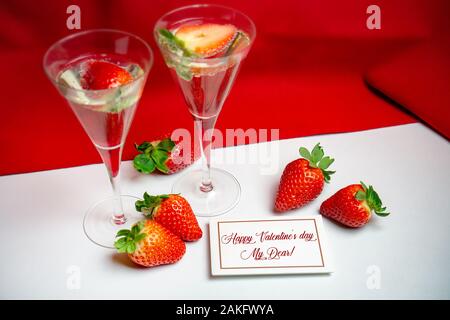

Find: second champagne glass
154;4;256;217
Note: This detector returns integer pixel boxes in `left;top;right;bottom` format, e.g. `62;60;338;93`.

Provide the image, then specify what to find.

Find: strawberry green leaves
355;182;390;217
133;138;175;174
299;143;335;183
299;147;311;160
319;157;334;170
135;141;152;152
311;144;324;164
157;138;176;151
152;150;169;172
114;221;146;254
135;192;170;217
133;154;156;173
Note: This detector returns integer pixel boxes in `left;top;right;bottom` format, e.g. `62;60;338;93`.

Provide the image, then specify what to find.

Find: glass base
172;168;241;217
83;195;143;248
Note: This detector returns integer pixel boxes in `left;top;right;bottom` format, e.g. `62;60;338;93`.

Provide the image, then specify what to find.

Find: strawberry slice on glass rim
174;23;238;57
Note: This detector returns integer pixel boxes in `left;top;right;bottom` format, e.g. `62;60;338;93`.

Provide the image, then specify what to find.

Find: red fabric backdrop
0;0;448;175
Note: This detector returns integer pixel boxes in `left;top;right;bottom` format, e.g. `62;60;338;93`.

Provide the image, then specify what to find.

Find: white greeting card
209;216;332;276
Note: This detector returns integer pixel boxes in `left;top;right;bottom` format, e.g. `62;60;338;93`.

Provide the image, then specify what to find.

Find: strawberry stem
135;192;170;218
356;181;390;216
114;221;146;254
299;143;335;183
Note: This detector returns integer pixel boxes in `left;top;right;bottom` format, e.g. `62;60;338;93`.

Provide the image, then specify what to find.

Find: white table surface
0;123;449;299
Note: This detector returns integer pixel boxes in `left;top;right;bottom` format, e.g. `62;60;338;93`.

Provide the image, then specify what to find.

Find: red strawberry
136;193;202;242
175;23;237;57
133;135;197;175
275;143;335;212
320;182;389;228
80;60;133;90
115;220;186;267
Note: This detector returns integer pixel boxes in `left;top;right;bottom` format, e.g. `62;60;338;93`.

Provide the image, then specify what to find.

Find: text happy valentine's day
221;230;316;261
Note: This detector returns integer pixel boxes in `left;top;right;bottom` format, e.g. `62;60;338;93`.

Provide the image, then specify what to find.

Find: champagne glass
154;4;256;216
43;29;153;248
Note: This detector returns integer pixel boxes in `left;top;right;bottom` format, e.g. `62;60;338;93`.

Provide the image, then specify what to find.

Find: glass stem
195;117;217;193
98;146;126;225
109;171;125;225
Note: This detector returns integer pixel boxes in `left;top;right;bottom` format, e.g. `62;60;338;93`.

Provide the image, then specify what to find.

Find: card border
209;216;333;276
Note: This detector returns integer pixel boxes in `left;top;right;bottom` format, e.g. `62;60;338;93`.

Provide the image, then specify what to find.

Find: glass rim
43;28;154;94
153;3;256;64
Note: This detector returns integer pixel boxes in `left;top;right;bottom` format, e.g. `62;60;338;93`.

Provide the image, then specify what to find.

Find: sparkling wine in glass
154;4;256;216
43;30;153;248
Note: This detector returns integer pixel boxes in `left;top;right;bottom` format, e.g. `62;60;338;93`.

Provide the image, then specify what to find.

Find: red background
0;0;448;175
